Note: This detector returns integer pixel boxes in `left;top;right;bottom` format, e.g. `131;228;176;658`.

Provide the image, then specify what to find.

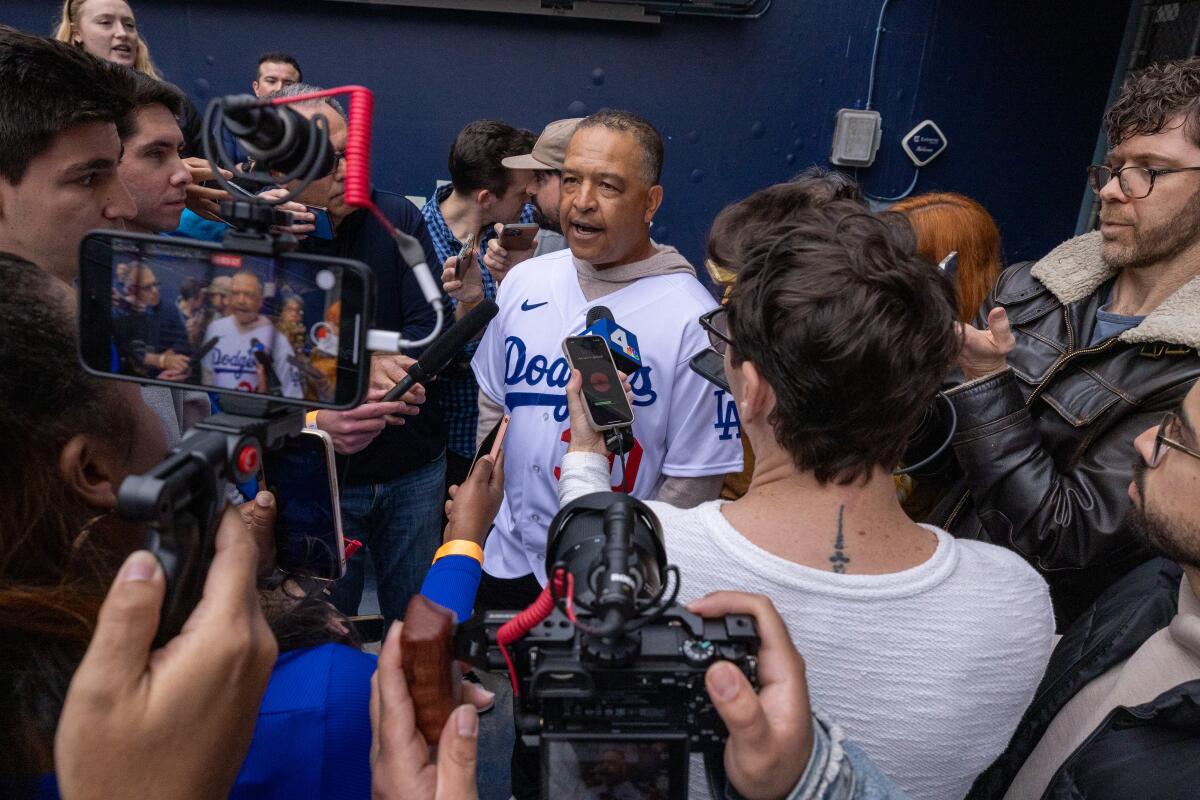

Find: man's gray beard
1103;184;1200;271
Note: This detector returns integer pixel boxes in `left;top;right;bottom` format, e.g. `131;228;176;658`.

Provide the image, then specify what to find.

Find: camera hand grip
401;594;463;745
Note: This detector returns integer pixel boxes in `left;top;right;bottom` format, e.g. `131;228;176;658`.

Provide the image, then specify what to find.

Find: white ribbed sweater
558;452;1056;800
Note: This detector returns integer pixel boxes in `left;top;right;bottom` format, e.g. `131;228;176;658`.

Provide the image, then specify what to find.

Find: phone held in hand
470;414;510;476
499;223;539;252
262;428;346;581
454;232;477;280
306;205;335;240
562;335;636;431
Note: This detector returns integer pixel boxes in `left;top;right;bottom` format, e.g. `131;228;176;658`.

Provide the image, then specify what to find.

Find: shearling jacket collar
1030;230;1200;349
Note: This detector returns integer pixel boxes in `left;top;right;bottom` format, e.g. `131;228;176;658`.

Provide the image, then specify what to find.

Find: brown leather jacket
930;231;1200;627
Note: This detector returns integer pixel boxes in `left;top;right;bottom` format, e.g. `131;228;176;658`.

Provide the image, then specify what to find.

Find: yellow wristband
433;540;484;565
305;410;320;430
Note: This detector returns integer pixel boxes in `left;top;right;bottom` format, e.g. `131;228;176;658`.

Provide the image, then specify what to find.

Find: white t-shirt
202;315;302;398
472;248;745;582
558;452;1056;800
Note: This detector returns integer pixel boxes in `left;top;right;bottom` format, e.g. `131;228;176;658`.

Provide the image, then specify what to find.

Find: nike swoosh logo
520;300;548;311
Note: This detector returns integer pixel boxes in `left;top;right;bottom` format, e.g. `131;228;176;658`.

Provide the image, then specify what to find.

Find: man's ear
476;188;496;211
251;80;261;95
58;434;123;512
644;184;664;224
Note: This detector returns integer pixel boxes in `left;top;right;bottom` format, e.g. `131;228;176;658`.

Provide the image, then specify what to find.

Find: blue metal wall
3;0;1131;267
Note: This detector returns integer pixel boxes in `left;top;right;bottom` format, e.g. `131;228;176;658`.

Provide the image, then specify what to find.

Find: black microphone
222;97;335;176
381;300;499;402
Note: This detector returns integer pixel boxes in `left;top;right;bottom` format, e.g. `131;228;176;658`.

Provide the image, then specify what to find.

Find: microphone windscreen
586;304;614;328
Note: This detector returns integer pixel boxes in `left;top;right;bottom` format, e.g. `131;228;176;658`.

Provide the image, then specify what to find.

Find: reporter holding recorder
558;202;1055;800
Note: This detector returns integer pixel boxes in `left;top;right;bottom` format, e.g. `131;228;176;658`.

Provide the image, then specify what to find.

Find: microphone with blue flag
583;305;642;375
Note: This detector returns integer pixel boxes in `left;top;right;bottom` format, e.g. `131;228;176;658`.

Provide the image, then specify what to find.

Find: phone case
562;336;635;431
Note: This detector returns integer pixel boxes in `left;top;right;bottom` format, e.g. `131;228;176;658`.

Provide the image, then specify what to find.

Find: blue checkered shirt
420;184;534;457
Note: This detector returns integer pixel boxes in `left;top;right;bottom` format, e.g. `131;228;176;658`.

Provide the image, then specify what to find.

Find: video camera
406;493;761;798
75;86;445;645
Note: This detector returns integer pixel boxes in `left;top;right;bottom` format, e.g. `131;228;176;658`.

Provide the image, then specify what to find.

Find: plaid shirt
420;184;534;457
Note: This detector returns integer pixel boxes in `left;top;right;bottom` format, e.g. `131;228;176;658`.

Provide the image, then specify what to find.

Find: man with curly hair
933;57;1200;627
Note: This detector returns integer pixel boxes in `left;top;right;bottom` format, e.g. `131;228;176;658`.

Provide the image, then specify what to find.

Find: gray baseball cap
502;117;584;171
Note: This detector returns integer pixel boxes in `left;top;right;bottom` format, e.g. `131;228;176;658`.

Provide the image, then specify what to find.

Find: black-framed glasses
1150;411;1200;468
1087;164;1200;199
699;307;732;355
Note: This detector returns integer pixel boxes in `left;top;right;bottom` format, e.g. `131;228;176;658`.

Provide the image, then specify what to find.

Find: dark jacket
968;558;1200;799
302;190;447;485
930;231;1200;626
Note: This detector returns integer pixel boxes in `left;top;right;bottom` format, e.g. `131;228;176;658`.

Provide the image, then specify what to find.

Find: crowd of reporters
5;1;1200;798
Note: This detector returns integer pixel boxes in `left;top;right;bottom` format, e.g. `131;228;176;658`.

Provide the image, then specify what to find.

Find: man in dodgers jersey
202;270;303;398
471;109;744;613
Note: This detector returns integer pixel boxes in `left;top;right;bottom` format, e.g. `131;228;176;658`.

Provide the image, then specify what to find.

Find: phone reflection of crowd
110;259;334;402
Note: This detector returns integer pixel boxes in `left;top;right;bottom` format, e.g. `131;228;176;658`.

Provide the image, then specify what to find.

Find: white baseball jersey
202;315;303;398
472;248;744;582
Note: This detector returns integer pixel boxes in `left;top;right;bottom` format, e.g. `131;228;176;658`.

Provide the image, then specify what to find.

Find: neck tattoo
829;504;850;574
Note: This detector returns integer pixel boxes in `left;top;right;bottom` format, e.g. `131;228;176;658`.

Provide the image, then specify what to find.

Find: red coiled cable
268;85;396;236
495;570;572;696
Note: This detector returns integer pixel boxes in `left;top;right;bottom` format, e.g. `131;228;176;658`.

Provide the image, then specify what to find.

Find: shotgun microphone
381;299;499;402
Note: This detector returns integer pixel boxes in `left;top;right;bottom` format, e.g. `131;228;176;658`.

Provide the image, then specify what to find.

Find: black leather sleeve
946;367;1178;571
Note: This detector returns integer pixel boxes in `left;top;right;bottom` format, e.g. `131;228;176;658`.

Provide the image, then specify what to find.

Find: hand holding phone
445;418;507;546
454;232;477;280
562;335;635;431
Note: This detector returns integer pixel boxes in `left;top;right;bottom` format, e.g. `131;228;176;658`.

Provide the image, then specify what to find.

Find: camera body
464;605;759;752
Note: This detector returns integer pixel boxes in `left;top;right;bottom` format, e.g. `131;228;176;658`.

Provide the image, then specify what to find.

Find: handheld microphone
381;300;499;402
222;97;335;176
583;305;642;375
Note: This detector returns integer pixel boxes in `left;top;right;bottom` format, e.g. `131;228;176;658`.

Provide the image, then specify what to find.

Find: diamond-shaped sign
901;120;948;167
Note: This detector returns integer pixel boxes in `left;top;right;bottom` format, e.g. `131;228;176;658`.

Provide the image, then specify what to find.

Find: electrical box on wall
830;108;882;167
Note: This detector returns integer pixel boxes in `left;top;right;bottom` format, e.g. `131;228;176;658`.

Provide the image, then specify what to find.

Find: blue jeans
329;452;446;623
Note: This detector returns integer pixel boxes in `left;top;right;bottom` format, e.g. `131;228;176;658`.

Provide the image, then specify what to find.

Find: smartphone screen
688;347;730;393
470;414;510;476
78;230;372;409
563;335;635;429
263;429;346;581
307;205;335;240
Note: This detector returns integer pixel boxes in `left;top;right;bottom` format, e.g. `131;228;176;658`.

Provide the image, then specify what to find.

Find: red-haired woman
892;192;1004;323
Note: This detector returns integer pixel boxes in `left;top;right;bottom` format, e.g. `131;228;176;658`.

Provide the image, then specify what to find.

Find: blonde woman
55;0;204;158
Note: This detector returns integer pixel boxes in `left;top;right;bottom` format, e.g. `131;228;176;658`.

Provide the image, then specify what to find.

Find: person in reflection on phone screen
113;262;192;380
202;270;302;397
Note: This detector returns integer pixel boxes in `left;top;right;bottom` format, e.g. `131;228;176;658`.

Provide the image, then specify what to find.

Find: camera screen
263;432;344;581
565;335;635;428
542;737;687;800
78;231;369;408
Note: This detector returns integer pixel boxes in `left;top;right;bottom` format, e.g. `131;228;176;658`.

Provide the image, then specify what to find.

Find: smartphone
306;205;335;240
454;232;477;280
470;414;510;475
688;347;730;393
262;429;346;581
562;335;635;430
78;230;373;409
499;222;539;252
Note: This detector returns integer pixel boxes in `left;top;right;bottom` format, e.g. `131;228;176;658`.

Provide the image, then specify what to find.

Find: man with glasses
933;58;1200;628
971;383;1200;799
